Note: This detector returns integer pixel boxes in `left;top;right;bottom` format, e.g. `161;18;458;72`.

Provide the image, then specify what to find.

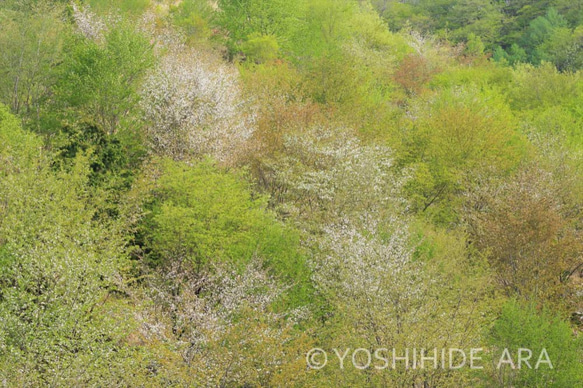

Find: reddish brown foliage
393;54;438;96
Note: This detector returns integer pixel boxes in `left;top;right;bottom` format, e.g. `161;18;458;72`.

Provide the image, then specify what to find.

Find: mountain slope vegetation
0;0;581;386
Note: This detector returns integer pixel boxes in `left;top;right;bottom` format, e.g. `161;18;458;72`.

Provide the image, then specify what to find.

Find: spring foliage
0;1;581;386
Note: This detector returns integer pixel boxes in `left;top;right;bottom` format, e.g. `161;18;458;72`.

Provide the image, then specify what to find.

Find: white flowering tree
314;214;425;339
258;125;404;227
71;3;106;42
140;36;255;163
310;212;496;386
257;127;494;386
134;257;312;386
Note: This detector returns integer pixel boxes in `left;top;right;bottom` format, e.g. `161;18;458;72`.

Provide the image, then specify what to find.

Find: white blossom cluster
71;4;106;42
140;39;255;163
314;213;425;315
262;126;406;222
138;257;295;352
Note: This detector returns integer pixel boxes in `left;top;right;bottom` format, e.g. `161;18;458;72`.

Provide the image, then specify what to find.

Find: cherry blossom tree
140;36;255;163
134;257;311;386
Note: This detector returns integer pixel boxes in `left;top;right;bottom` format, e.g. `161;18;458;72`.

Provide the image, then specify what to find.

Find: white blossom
71;4;106;41
313;213;425;315
261;126;407;223
137;257;299;352
140;39;255;163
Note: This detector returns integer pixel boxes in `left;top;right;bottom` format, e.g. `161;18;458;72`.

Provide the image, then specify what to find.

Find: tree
309;214;496;386
140;40;254;163
169;0;216;45
397;87;523;224
0;2;66;120
137;158;312;305
132;257;313;386
465;33;485;56
256;125;404;227
554;0;583;27
216;0;299;58
393;53;439;96
508;62;580;110
56;12;154;136
466;165;582;306
0;105;138;385
538;26;583;71
499;0;554;45
482;300;583;387
523;7;568;50
448;0;504;47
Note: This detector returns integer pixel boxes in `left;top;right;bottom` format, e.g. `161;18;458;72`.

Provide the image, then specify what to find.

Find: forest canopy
0;0;581;386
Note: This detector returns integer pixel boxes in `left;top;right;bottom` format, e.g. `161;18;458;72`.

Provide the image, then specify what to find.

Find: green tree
0;105;139;385
482;300;583;387
46;12;155;188
522;7;568;59
56;20;154;135
217;0;298;58
554;0;583;26
538;26;583;71
466;32;485;56
169;0;215;44
448;0;504;46
138;159;312;306
397;87;523;224
0;2;67;120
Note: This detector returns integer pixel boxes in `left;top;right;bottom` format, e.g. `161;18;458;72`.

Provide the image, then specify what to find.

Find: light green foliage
57;20;154;135
307;2;407;108
397;87;524;224
217;0;299;58
465;33;485;56
289;0;354;59
0;104;42;165
141;159;311;305
217;0;407;105
216;0;361;63
0;105;137;385
509;62;581;111
216;0;409;133
523;106;583;148
87;0;150;15
146;159;269;267
483;301;583;387
431;62;513;90
241;33;280;63
0;2;67;118
169;0;215;44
